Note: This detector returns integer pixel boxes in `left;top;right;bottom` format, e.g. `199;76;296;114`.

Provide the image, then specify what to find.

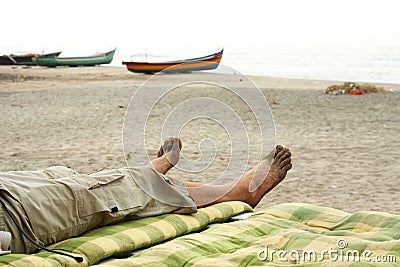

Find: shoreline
2;65;400;92
1;65;400;214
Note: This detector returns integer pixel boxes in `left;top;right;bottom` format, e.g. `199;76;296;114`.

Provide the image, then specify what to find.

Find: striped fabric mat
0;201;251;267
95;203;400;266
2;202;400;266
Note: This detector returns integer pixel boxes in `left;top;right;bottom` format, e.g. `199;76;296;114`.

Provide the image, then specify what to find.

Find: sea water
223;45;400;84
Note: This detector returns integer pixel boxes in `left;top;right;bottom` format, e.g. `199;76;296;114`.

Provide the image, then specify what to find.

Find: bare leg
153;138;292;208
154;139;202;187
186;145;292;208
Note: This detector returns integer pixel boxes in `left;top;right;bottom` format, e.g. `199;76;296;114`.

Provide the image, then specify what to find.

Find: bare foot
149;137;182;174
253;145;288;187
219;145;292;207
248;145;292;206
157;137;182;159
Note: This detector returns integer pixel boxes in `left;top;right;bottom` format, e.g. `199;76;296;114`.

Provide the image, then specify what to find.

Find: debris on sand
325;82;387;95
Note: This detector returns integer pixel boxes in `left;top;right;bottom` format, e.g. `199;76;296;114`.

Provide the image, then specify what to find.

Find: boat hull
35;49;116;67
122;49;223;74
0;52;61;66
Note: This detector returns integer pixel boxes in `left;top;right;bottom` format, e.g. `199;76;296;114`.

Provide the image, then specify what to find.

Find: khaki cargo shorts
0;166;196;253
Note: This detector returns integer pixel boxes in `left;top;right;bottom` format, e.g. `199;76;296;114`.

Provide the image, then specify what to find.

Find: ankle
148;156;173;174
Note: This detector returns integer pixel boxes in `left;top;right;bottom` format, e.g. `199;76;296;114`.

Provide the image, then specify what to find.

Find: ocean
112;45;400;85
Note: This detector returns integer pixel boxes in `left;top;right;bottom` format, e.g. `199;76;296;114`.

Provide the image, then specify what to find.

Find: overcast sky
1;0;400;54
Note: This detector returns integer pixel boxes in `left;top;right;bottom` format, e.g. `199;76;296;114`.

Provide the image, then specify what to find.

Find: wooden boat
34;49;116;67
0;51;61;66
122;49;223;74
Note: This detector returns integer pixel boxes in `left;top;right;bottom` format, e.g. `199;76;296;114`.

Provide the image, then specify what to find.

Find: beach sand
1;65;400;214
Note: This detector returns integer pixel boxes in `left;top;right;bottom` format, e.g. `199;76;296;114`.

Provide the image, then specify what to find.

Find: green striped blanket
1;202;399;266
96;203;400;267
0;201;251;267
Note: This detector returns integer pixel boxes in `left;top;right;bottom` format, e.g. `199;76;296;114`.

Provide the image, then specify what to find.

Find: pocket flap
87;169;125;189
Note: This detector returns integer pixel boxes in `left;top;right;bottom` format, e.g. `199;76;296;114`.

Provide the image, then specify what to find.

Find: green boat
34;49;116;67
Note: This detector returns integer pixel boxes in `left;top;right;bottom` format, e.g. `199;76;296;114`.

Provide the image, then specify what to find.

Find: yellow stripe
353;222;382;234
74;228;151;255
150;220;178;237
80;237;120;257
264;208;293;220
4;255;77;267
173;214;202;229
305;207;349;232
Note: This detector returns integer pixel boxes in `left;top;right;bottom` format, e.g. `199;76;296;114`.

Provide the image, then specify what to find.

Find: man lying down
0;137;292;255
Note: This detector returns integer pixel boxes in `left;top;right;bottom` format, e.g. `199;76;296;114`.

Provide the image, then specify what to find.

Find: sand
1;65;400;214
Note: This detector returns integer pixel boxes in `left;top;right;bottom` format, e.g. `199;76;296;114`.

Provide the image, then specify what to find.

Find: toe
282;163;292;172
275;148;287;160
275;145;283;157
279;157;292;168
278;150;291;163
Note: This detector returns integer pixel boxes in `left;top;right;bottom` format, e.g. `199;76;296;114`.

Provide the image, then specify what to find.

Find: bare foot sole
157;138;182;158
149;137;182;174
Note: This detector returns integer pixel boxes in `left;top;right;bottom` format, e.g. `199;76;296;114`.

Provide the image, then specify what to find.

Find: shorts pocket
59;169;142;218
